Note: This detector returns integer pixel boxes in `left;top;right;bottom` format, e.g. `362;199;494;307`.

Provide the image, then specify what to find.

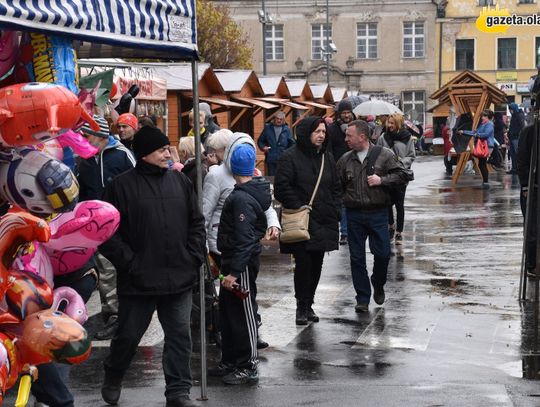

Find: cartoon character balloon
53;287;88;325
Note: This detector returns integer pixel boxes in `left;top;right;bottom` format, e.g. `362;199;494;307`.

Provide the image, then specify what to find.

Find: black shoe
296;304;308;325
394;233;402;245
481;182;490;190
306;306;319;322
222;368;259;385
166;395;199;407
339;235;348;245
101;372;122;405
95;315;118;341
373;286;385;305
257;337;269;349
208;362;235;377
355;303;369;313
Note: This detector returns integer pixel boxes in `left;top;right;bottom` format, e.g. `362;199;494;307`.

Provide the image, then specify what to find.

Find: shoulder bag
279;155;325;244
472;137;489;158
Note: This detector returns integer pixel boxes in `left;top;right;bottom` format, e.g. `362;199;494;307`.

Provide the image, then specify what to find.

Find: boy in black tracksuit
215;144;272;385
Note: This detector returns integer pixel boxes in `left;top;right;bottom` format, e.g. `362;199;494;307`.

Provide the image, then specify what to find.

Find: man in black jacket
99;126;205;407
507;103;526;174
328;99;355;245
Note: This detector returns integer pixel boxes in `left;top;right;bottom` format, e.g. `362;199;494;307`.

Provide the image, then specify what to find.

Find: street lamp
320;42;337;86
258;1;273;75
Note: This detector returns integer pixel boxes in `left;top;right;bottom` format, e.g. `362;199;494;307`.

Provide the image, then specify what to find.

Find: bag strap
366;145;383;176
308;154;325;207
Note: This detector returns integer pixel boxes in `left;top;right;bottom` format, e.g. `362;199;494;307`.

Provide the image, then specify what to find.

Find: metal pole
262;0;267;75
191;60;208;401
326;0;330;87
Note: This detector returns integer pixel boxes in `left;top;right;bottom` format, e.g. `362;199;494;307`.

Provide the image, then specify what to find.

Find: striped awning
0;0;198;60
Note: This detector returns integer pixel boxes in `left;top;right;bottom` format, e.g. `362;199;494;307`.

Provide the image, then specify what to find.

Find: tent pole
192;59;208;400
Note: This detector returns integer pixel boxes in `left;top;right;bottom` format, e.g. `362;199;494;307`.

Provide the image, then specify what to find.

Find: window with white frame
357;23;377;59
402;91;425;124
265;24;284;60
311;24;332;60
403;21;424;58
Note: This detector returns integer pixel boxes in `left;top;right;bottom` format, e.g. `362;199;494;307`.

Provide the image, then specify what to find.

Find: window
357;23;377;59
403;22;424;58
455;39;474;70
265;24;284;60
402;91;425;124
536;37;540;67
478;0;494;5
311;24;332;60
497;38;516;69
519;0;534;4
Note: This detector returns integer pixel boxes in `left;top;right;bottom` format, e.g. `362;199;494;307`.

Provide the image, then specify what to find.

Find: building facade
439;0;540;107
214;0;439;124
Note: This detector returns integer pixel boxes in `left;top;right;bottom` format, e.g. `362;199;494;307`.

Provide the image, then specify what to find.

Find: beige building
213;0;441;123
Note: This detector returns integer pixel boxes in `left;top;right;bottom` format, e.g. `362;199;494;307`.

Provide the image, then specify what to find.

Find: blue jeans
340;206;347;236
105;292;193;399
346;208;391;305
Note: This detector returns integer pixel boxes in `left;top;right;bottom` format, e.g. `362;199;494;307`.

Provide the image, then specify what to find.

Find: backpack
366;145;414;182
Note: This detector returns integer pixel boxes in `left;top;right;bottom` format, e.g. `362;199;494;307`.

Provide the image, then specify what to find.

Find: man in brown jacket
336;120;408;313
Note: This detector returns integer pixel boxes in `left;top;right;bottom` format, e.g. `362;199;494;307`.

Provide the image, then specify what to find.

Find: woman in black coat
274;116;340;325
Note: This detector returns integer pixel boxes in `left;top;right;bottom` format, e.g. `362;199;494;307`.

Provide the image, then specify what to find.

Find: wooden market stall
258;76;308;128
309;83;335;117
430;70;507;184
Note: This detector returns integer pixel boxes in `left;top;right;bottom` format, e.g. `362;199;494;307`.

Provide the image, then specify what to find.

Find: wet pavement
7;155;540;406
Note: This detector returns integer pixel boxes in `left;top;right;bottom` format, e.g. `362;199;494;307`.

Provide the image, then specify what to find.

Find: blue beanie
509;102;519;113
230;144;256;176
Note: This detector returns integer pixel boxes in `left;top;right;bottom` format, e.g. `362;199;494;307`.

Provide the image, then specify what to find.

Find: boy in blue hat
214;144;272;384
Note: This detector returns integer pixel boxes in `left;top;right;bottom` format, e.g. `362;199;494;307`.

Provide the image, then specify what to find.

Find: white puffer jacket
202;132;280;254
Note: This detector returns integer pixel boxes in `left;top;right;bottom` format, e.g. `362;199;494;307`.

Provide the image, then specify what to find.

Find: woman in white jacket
202;130;280;350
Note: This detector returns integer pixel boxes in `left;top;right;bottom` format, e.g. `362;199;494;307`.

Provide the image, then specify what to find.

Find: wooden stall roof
309;83;334;104
427;101;451;117
331;87;348;103
258;97;308;110
152;63;223;96
258;76;291;98
284;78;314;100
232;96;279;110
214;69;264;95
199;96;250;109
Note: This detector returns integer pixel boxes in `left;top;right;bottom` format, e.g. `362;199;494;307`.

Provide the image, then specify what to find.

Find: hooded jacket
202;133;280;254
99;160;206;295
77;135;136;201
217;177;272;277
274;116;340;254
377;127;416;170
508;103;525;140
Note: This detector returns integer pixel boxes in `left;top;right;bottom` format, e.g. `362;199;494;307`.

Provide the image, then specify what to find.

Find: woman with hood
274;116;340;326
377;113;415;244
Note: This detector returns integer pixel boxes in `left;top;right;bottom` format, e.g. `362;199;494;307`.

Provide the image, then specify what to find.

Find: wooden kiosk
430;70;507;184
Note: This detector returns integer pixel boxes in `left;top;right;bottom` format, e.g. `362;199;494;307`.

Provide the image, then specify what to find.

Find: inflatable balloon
56;130;98;159
29;33;78;94
3;270;53;322
13;242;54;288
17;309;91;366
0;149;79;215
0;82;98;147
0;334;19;402
53;287;88;325
28;139;64;161
0;31;18;80
43;200;120;275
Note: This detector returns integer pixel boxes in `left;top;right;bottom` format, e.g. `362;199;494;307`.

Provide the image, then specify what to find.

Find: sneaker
208;362;235;377
222;368;259;385
95;315;118;341
373;286;385;305
394;233;402;245
481;182;490;189
339;235;348;245
166;395;199;407
355;303;369;313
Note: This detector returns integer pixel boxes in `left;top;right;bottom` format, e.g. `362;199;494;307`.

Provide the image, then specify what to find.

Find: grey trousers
96;253;119;319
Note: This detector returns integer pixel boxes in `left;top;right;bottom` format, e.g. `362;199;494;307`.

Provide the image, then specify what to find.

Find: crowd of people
32;101;416;406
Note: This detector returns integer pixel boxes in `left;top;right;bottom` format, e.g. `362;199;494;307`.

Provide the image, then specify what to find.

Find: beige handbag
279;155;325;244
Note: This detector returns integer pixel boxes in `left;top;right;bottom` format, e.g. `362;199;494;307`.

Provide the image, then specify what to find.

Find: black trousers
293;250;325;305
388;185;407;233
104;292;193;399
478;156;489;182
219;257;259;370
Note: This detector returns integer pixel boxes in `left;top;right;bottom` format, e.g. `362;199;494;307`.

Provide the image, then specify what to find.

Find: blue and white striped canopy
0;0;198;60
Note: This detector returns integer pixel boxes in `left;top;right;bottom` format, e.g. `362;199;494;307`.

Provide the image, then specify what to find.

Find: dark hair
481;109;494;120
348;120;370;138
138;116;157;128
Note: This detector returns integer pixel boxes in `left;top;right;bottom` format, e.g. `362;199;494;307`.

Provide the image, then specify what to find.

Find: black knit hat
133;126;170;160
337;99;353;113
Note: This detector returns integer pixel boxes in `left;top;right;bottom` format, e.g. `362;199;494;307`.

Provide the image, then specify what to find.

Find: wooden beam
230;108;249;128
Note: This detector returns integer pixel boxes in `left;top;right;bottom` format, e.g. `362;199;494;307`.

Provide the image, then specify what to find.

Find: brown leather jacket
336;145;408;210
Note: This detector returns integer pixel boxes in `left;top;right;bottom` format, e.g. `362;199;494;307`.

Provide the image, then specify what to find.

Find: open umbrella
404;119;421;136
353;99;403;117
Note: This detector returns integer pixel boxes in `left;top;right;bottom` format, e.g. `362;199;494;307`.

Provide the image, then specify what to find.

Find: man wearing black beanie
99;126;205;407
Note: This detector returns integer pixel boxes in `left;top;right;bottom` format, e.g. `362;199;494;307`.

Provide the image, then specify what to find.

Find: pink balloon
0;31;18;78
13;242;54;288
56;130;99;159
53;287;88;325
43;200;120;276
